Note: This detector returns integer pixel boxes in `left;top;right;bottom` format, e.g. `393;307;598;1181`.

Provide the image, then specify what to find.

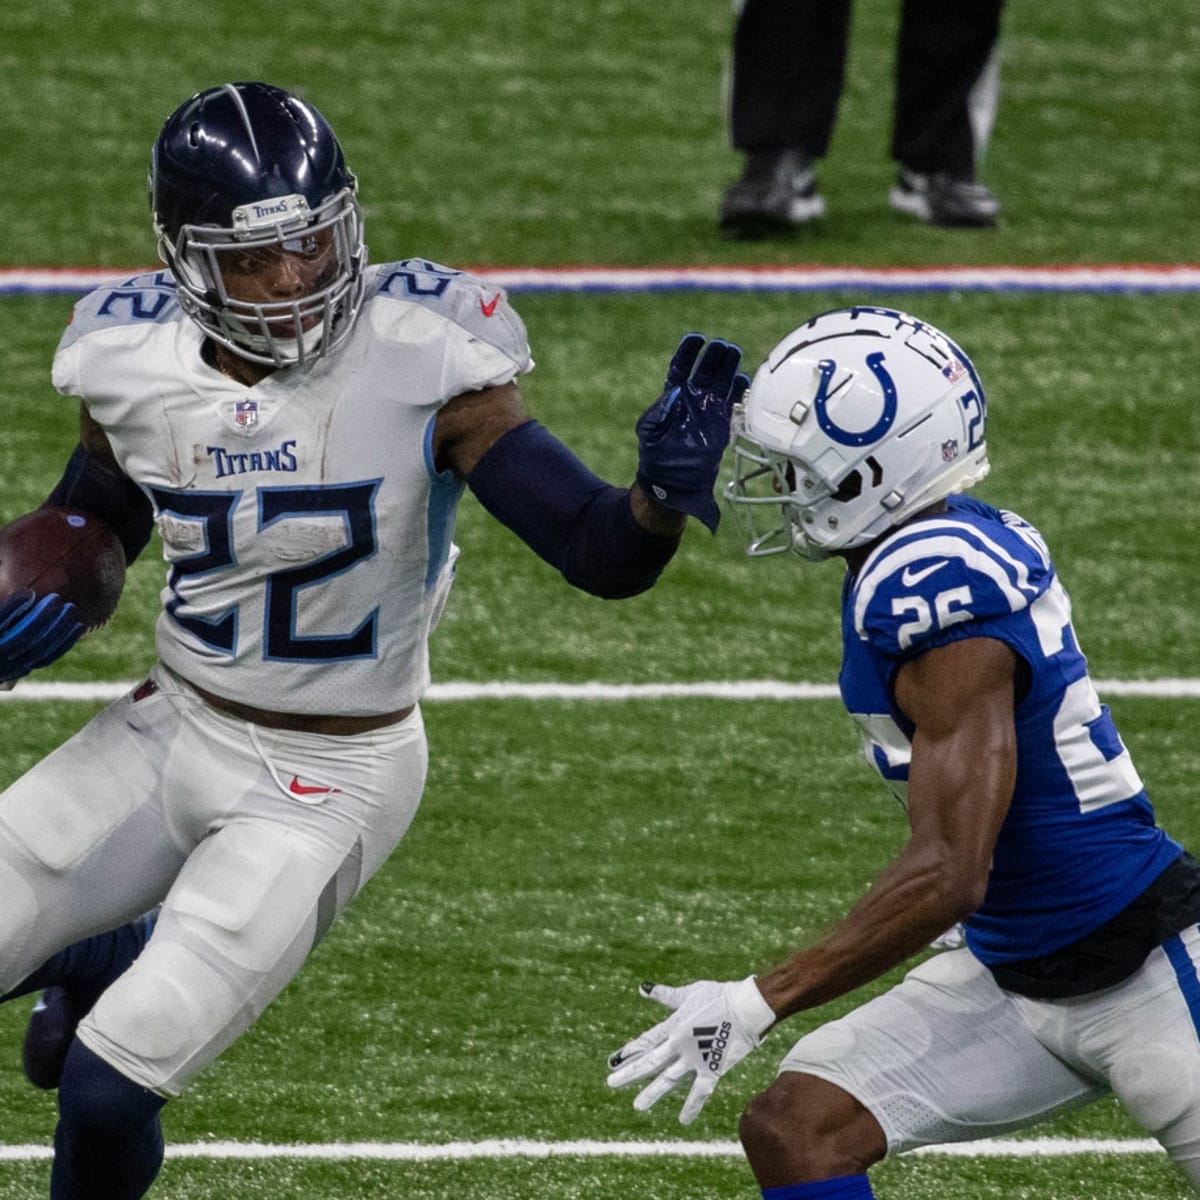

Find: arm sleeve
465;420;680;600
44;443;155;563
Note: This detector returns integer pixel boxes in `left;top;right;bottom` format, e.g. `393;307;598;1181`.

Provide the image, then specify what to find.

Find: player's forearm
629;483;687;539
466;420;681;598
755;843;980;1020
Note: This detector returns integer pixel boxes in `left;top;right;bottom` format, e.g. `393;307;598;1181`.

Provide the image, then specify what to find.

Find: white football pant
780;943;1200;1189
0;664;426;1095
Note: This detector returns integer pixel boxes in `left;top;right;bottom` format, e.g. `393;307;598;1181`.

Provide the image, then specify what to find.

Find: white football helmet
725;306;990;560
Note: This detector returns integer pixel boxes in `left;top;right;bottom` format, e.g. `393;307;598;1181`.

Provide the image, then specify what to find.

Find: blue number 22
149;481;379;663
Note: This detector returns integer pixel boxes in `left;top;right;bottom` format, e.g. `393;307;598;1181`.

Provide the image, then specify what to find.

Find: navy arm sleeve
465;420;681;599
44;444;155;563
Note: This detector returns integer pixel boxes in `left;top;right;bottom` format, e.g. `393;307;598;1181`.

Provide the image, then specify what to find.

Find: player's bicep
433;382;531;477
46;404;154;562
79;404;121;470
894;637;1019;893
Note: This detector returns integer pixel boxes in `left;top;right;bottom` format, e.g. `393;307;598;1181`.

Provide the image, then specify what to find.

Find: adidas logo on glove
694;1020;733;1072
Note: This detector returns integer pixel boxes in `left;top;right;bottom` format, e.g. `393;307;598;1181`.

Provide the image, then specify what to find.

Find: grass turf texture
0;1;1197;268
0;697;1196;1199
1;0;1198;1196
0;1157;1191;1200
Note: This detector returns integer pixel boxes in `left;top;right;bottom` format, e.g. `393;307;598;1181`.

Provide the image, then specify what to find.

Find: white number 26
891;586;974;651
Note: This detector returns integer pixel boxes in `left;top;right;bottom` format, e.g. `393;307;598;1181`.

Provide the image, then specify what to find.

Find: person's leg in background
889;0;1006;226
720;0;853;234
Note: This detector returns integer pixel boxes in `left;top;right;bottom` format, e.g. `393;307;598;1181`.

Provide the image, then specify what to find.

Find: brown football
0;507;126;631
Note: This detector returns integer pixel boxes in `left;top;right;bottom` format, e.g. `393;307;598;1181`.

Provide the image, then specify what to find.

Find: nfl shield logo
234;400;258;429
942;439;959;462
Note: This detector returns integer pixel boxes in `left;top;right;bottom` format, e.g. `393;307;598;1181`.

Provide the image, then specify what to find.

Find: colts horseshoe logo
814;352;898;447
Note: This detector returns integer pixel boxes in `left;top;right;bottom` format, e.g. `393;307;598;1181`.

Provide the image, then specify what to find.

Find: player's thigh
0;682;184;992
778;948;1106;1155
1038;934;1200;1188
78;707;427;1095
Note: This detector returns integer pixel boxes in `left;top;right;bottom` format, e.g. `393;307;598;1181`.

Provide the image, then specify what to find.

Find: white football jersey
52;259;532;715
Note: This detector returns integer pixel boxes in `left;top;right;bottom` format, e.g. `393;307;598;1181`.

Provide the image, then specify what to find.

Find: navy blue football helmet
149;82;366;367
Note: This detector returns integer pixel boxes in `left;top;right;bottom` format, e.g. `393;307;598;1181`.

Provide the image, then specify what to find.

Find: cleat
22;987;87;1090
889;168;999;228
719;149;826;237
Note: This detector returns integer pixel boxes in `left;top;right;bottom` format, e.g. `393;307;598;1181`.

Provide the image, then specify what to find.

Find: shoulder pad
368;259;530;369
58;271;180;351
851;514;1054;656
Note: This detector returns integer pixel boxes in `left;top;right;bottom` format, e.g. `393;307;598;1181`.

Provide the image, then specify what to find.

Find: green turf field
2;1;1198;268
1;1;1198;1197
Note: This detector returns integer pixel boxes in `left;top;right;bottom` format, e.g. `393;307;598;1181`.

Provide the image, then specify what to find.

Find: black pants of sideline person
729;0;1006;178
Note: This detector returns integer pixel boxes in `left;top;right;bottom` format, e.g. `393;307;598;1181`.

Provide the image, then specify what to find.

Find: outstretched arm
608;634;1019;1122
434;336;748;598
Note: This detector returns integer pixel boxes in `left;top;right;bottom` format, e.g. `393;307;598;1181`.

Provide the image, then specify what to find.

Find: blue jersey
840;495;1180;965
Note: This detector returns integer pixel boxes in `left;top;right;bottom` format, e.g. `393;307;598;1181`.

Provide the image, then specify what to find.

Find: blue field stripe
1164;929;1200;1040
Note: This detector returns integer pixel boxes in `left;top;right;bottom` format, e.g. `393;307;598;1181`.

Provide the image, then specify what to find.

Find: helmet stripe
220;83;261;164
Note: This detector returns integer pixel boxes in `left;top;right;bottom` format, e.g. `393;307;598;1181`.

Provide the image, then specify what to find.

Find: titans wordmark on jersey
52;260;532;717
839;494;1180;965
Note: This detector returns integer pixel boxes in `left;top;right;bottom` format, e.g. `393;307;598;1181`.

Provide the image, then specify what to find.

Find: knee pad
0;855;38;993
78;937;238;1095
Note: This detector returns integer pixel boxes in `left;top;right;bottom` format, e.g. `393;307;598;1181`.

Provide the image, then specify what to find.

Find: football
0;506;126;631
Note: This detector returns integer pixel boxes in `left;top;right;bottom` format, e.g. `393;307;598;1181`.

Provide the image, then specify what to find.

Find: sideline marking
1;679;1198;704
0;1136;1167;1163
4;265;1200;296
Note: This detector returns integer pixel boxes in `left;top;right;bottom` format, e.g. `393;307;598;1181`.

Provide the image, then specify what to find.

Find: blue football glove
0;591;84;684
635;335;750;533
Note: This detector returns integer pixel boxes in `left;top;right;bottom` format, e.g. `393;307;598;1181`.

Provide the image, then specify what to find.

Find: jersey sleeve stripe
860;518;1044;596
853;529;1040;639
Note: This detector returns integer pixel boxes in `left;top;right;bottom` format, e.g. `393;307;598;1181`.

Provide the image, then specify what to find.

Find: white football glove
606;976;775;1125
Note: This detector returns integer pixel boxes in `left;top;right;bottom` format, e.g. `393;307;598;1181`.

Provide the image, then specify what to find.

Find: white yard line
0;1137;1167;1163
1;679;1198;704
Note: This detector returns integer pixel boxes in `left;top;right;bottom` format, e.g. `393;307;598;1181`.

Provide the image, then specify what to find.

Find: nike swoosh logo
900;560;949;587
479;293;501;318
288;775;341;797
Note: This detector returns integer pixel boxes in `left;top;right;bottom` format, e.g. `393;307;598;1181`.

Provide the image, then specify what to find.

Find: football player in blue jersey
0;83;747;1200
608;306;1200;1196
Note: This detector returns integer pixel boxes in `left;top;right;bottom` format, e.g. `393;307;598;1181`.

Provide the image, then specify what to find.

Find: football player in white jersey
608;306;1200;1197
0;82;748;1199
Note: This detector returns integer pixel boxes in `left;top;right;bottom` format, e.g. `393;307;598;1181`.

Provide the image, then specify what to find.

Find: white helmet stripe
221;83;262;163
